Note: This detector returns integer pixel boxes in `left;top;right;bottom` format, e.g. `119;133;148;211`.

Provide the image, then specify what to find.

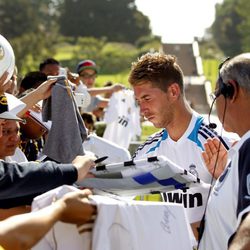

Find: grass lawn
203;59;220;90
94;59;220;90
54;43;220;90
96;72;130;87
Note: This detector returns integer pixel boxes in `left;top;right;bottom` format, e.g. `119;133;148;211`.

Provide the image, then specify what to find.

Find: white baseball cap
0;34;15;84
0;94;26;123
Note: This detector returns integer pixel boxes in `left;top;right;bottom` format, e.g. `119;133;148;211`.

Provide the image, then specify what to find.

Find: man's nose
139;103;147;116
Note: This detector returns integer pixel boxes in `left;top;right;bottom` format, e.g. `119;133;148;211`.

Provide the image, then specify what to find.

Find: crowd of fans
0;33;250;250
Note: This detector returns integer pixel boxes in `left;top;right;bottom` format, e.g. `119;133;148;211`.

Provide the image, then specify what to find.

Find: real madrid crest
0;45;5;60
188;164;199;178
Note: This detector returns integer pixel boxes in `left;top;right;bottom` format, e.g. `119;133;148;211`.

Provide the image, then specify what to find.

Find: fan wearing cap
0;95;23;122
0;95;27;164
0;95;30;219
0;71;97;211
75;59;124;113
0;98;96;210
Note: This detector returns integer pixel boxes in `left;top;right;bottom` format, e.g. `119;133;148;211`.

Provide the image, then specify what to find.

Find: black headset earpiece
216;57;235;99
216;76;235;99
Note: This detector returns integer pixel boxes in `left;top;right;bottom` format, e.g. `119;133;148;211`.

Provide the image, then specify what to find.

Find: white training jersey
199;131;250;250
103;89;141;149
32;185;92;250
133;112;233;223
92;196;195;250
5;147;28;163
83;133;131;163
32;185;195;250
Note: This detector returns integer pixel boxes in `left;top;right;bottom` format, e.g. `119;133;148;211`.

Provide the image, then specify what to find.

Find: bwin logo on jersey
162;191;203;208
118;115;129;127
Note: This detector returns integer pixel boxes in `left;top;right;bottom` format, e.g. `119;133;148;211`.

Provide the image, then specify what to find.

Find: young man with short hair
128;52;236;238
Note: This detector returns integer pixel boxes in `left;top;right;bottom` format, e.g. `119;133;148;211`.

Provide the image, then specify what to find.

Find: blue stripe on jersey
187;116;204;150
134;130;164;151
199;123;230;150
200;125;216;139
198;130;209;140
133;172;186;189
146;129;168;154
133;172;157;184
158;178;186;189
218;136;230;150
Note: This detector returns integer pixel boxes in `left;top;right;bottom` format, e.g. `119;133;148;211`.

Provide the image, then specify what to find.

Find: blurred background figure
77;59;98;89
76;59;124;113
16;71;48;161
39;58;60;76
18;71;47;97
81;112;96;134
92;81;114;121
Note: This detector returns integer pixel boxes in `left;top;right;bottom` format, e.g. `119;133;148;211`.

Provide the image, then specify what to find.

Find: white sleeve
103;92;119;123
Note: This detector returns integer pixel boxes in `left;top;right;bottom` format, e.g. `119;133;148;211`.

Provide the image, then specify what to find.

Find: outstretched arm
87;83;124;96
18;78;57;117
0;189;96;250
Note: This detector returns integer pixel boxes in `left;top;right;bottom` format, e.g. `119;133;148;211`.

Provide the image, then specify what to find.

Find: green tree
211;0;250;56
198;30;224;60
0;0;60;74
61;36;138;74
235;0;250;51
212;0;242;56
0;0;38;38
100;42;138;74
136;35;162;56
59;0;151;43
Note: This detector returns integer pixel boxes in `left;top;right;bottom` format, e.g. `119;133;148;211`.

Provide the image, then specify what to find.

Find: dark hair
81;112;96;132
128;52;184;93
81;112;96;125
39;58;60;71
104;81;113;87
20;71;47;91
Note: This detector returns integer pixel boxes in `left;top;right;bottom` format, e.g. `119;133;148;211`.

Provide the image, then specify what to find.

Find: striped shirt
133;112;236;223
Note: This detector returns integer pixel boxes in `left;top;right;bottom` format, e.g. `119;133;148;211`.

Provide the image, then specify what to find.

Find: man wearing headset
199;53;250;249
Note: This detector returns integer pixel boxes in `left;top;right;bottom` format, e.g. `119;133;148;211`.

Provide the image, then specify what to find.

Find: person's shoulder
197;113;239;148
144;129;165;143
132;129;165;158
221;130;240;144
238;131;250;152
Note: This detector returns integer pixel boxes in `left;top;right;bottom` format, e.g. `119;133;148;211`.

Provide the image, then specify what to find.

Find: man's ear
168;83;181;99
228;79;238;102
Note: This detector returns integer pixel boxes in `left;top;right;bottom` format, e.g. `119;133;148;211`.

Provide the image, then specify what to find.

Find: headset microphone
208;122;217;129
